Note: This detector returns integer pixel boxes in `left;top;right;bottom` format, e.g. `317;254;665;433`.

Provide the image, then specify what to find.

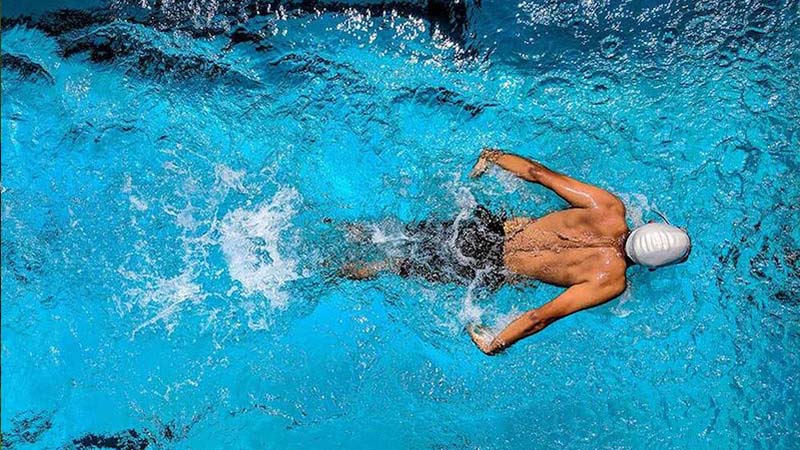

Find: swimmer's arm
471;149;622;210
468;281;624;355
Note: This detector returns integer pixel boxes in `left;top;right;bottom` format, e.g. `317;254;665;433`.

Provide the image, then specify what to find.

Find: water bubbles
681;14;727;59
746;4;778;34
718;144;749;175
661;27;678;47
600;34;622;59
583;70;618;105
529;75;574;108
741;79;778;114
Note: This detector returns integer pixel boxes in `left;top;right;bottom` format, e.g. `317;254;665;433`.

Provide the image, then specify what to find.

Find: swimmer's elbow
598;195;625;214
601;279;627;300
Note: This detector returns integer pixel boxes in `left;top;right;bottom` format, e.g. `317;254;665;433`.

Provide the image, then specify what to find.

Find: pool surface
2;0;799;449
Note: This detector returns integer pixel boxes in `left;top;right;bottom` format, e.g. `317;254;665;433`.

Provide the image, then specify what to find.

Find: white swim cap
625;223;691;268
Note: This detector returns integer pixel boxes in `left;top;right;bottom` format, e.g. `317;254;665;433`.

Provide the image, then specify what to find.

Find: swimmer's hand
469;148;504;179
467;323;502;356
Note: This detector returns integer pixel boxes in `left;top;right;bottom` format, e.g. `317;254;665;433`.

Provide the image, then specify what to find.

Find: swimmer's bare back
467;149;630;355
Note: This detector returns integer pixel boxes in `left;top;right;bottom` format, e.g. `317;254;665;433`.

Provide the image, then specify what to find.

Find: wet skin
467;149;630;355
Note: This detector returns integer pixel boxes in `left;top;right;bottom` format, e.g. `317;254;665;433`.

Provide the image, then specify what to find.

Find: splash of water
128;268;206;337
218;187;302;311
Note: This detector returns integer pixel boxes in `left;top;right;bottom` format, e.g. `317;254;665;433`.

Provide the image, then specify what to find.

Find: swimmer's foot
338;260;389;280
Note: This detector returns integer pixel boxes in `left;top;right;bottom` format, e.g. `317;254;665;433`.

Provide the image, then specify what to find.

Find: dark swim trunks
398;205;507;290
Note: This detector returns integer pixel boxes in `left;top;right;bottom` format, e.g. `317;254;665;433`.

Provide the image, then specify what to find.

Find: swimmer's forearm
482;149;550;183
477;284;614;355
482;149;617;210
484;309;553;354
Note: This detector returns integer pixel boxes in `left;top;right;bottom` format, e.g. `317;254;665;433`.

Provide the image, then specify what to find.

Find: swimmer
341;148;691;355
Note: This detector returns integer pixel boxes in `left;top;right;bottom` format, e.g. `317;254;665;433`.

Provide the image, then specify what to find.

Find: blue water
2;1;799;449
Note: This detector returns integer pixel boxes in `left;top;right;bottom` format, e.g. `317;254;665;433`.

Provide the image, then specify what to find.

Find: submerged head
625;222;691;268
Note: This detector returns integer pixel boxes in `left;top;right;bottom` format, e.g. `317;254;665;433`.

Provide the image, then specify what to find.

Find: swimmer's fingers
466;323;480;340
469;155;489;178
467;323;494;353
470;148;506;178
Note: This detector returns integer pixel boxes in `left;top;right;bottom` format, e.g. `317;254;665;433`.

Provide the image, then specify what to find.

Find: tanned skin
466;148;629;355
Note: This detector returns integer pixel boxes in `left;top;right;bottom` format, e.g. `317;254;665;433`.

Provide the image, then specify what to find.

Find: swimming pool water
2;1;799;449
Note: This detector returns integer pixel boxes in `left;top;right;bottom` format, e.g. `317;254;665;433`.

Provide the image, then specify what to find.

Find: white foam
214;164;248;194
446;186;489;324
368;222;409;245
447;186;480;270
495;169;527;193
121;162;305;335
122;174;149;211
129;195;149;211
457;273;486;324
610;288;634;318
218;187;301;310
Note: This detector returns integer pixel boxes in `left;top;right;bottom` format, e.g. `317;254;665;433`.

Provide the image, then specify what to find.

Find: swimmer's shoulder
590;248;628;292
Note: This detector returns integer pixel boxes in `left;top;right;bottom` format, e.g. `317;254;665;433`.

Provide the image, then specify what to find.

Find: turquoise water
2;1;799;449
